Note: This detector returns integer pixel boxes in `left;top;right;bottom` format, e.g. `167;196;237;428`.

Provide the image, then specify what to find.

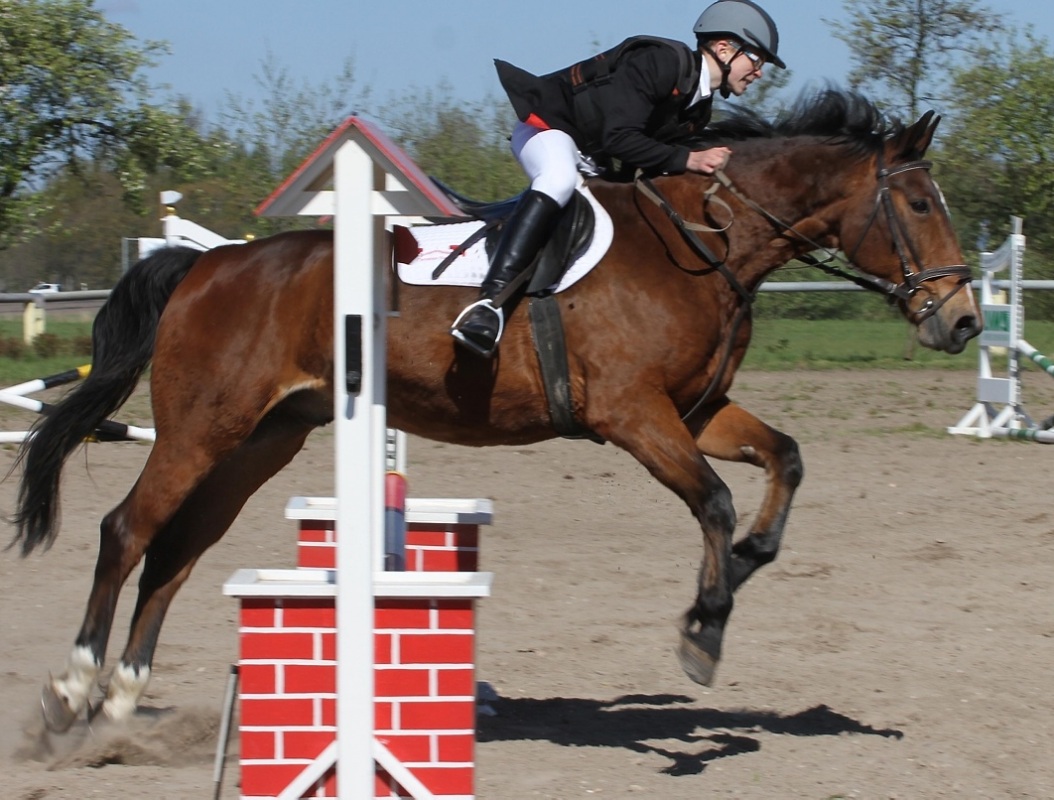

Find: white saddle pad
396;185;613;293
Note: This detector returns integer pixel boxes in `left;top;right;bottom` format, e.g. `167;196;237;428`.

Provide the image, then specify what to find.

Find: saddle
394;179;609;443
429;178;596;294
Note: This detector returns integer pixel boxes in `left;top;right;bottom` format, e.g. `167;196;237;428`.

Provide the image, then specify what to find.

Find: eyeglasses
738;48;765;71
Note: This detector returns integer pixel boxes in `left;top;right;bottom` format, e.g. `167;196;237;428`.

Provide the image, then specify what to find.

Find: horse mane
688;88;901;156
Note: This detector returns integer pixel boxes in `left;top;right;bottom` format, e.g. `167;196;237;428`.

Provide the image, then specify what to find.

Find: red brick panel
374;600;432;629
399;633;475;665
437;733;476;763
239;663;277;695
234;555;484;797
284;663;337;694
282;599;337;628
241;763;308;797
376;733;433;763
296;518;482;573
239;729;277;760
436;668;475;697
407;766;474;797
241;599;279;628
320;631;337;661
298;545;336;570
399;700;476;731
240;696;316;728
241;631;316;661
435;602;474;630
374;700;394;730
283;729;336;761
413;549;464;572
298;519;334;538
375;667;431;697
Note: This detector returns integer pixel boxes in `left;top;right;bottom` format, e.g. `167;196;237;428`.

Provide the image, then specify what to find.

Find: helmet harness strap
702;43;734;99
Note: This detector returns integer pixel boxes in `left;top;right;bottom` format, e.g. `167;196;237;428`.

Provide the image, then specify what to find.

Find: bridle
705;152;973;323
801;152;972;323
633;149;974;422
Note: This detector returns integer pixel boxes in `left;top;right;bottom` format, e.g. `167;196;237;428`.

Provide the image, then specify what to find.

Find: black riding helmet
694;0;785;98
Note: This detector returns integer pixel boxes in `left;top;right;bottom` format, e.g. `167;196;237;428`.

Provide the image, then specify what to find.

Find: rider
450;0;785;358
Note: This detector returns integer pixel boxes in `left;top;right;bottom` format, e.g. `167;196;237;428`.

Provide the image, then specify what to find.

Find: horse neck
721;138;876;287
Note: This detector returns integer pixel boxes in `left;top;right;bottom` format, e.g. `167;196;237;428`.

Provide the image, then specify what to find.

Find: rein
633;173;756;425
633;153;973;424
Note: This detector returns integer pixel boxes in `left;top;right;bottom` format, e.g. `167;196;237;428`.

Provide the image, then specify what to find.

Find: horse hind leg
42;645;103;732
39;408;262;732
693;399;803;591
41;499;165;732
99;411;314;723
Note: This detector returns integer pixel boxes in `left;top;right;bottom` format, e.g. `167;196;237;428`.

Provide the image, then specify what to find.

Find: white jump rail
0;365;155;444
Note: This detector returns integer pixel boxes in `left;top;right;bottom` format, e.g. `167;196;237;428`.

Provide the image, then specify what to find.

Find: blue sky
102;0;1052;123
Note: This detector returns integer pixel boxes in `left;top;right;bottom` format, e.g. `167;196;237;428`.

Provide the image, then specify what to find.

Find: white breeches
510;121;595;208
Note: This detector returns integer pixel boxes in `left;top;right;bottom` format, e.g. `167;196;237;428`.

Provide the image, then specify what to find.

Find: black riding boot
451;189;563;358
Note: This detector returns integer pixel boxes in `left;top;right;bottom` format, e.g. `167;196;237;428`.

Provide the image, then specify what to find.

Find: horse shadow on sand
477;694;903;777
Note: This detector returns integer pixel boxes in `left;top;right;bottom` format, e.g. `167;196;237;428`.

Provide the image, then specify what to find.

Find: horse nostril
955;315;981;339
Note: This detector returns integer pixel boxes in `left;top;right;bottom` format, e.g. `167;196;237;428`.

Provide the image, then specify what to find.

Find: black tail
11;245;204;555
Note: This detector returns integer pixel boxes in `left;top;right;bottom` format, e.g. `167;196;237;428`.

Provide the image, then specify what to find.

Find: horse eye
910;199;930;214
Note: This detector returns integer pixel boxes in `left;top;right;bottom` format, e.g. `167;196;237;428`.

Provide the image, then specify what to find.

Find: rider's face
713;40;765;96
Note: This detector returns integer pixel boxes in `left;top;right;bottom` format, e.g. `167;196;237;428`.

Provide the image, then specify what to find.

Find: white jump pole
251;117;463;797
332;139;384;798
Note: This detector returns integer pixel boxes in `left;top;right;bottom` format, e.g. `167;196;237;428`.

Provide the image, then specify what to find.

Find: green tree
178;50;373;240
0;0;209;247
938;29;1054;315
827;0;1003;119
378;86;524;201
220;51;370;198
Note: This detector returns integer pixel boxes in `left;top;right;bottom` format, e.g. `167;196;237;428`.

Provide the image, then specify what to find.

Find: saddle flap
527;192;596;294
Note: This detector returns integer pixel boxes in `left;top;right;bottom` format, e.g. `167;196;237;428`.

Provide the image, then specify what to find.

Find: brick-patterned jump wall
288;497;492;574
224;498;492;800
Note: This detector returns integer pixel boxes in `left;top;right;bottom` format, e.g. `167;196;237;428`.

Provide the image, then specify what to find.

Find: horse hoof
40;680;79;733
676;634;718;686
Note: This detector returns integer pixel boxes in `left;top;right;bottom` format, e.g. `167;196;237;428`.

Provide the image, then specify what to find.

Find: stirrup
450;299;505;355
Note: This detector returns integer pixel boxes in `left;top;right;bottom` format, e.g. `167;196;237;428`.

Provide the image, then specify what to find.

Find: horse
11;90;981;732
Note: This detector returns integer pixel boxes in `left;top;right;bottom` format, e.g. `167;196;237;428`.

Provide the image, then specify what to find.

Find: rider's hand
686;147;732;175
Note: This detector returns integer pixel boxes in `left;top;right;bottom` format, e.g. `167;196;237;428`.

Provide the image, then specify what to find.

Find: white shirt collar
688;70;713;107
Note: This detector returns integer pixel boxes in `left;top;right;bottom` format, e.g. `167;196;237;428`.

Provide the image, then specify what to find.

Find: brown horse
12;91;980;732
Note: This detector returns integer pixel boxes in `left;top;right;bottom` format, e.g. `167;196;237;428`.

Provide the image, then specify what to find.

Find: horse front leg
693;399;803;591
598;398;737;687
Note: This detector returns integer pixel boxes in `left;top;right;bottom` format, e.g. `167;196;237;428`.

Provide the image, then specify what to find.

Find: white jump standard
223;118;494;799
948;217;1054;443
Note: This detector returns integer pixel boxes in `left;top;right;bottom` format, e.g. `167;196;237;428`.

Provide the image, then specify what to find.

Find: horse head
838;110;982;354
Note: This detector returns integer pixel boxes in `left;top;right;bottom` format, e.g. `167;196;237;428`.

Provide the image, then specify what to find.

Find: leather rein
633;153;973;423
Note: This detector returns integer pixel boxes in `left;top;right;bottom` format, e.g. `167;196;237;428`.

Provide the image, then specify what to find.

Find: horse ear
893;110;941;160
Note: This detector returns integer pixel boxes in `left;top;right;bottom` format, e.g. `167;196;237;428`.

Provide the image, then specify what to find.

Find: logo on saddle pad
395;185;613;293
